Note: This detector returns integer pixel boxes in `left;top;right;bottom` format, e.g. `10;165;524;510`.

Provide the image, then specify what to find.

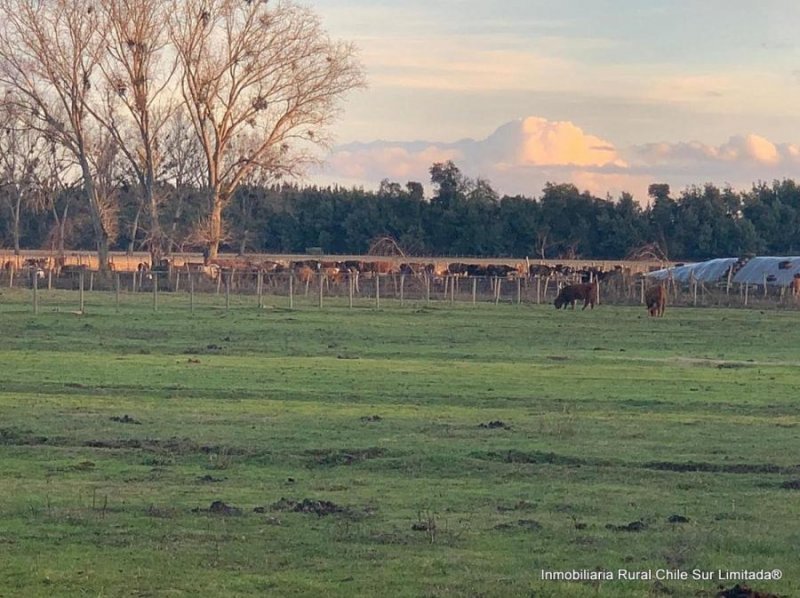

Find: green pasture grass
0;287;798;597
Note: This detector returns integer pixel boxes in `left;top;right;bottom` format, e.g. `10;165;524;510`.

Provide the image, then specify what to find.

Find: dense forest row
3;160;800;261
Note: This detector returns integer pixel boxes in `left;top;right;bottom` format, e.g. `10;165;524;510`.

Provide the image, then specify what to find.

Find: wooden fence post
33;271;39;315
348;273;354;309
115;273;120;312
79;269;85;312
495;277;501;305
289;274;294;309
225;271;231;310
472;277;477;305
153;271;159;312
375;274;381;309
425;274;430;304
190;272;195;314
318;272;324;309
399;274;405;307
516;277;522;304
257;270;263;309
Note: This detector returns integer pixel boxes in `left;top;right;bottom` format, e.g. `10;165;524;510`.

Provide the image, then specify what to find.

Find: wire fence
2;267;800;313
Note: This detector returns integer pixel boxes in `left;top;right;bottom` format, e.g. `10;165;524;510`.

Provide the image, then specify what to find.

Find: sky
306;0;800;203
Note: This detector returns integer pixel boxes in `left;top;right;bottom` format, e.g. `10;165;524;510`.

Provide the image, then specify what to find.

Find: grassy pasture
0;288;798;597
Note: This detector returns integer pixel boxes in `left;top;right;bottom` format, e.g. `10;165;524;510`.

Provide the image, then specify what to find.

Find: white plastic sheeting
732;256;800;286
646;258;738;283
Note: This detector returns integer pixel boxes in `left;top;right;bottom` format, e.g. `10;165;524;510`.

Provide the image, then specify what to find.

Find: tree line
4;159;800;261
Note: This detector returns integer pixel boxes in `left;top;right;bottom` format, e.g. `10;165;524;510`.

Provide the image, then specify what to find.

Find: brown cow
554;282;597;310
791;274;800;300
645;284;666;317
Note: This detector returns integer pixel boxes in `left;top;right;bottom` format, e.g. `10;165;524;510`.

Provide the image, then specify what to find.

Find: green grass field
0;288;798;597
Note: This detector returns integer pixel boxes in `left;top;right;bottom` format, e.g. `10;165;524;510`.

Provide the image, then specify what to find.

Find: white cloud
311;116;800;202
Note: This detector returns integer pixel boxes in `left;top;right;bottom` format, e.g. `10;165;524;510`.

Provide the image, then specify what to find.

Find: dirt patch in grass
146;505;179;518
497;500;535;512
479;450;798;477
192;500;241;516
605;520;646;532
478;420;511;430
715;584;781;598
271;497;345;517
81;437;250;457
306;447;388;467
69;460;96;472
0;427;50;446
644;461;795;475
197;475;225;484
667;514;690;523
494;519;542;532
481;450;600;467
183;344;223;355
359;415;382;423
109;415;141;425
85;437;202;454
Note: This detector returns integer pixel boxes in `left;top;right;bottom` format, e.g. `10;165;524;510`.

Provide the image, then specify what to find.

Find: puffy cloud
486;117;626;168
311;116;800;201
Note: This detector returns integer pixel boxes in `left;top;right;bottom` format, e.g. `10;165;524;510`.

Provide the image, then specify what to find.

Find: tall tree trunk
80;157;111;271
208;194;224;259
168;193;185;256
128;199;143;256
145;171;163;268
12;191;21;255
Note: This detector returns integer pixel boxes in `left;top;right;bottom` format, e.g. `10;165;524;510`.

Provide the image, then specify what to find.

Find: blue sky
309;1;800;200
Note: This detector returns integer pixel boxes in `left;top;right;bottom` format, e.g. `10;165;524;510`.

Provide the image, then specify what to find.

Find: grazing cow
554;282;597;310
645;284;666;317
792;274;800;300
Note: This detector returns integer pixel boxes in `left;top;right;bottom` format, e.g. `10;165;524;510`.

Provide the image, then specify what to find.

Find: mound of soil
208;501;241;516
605;520;646;532
110;415;141;425
479;420;511;430
667;514;690;523
0;427;49;446
359;415;382;423
645;461;791;475
495;519;541;532
271;497;344;517
716;584;781;598
196;475;225;484
497;500;535;512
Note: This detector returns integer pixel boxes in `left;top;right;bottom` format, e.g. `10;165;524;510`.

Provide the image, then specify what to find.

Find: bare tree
159;111;208;254
0;98;43;254
0;0;115;269
28;139;76;257
92;0;178;267
169;0;365;258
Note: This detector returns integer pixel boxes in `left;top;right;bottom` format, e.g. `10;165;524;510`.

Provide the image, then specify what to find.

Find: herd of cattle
3;255;675;316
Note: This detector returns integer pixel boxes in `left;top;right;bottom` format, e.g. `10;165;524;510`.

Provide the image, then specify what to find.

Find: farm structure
647;255;800;306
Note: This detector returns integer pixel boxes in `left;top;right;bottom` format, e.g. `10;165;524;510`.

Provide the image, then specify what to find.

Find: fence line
2;268;800;313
